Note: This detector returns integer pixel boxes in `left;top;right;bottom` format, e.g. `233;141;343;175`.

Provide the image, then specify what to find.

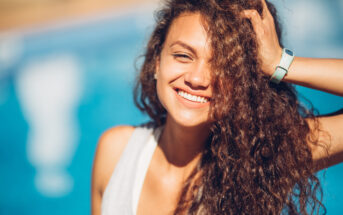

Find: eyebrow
169;41;198;58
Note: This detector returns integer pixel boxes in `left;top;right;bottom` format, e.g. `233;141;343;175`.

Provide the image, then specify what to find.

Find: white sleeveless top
101;126;162;215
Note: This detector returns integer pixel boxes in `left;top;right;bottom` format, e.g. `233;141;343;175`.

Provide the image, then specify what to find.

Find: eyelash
172;53;192;61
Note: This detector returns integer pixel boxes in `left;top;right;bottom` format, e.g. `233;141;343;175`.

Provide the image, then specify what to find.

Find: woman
92;0;343;214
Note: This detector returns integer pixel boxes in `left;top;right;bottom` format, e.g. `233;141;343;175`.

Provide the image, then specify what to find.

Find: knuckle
252;10;259;17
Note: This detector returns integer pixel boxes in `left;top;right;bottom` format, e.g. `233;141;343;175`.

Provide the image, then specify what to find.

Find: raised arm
243;0;343;96
243;0;343;170
284;57;343;96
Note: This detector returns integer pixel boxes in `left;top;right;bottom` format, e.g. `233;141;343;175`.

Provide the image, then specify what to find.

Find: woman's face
156;12;213;128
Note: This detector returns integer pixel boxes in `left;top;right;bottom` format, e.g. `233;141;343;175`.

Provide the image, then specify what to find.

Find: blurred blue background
0;0;342;214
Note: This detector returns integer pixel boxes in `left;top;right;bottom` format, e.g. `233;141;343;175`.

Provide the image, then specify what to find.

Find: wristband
270;48;295;84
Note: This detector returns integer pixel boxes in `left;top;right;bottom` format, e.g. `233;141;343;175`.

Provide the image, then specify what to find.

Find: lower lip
174;90;210;109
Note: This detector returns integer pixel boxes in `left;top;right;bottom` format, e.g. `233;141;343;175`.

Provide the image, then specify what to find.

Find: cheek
156;80;163;105
155;57;189;109
156;76;172;111
155;60;175;106
158;55;187;80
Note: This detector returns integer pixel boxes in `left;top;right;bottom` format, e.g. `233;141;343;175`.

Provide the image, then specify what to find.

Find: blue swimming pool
0;1;342;214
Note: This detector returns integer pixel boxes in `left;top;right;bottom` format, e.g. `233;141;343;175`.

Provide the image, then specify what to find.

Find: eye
172;53;193;62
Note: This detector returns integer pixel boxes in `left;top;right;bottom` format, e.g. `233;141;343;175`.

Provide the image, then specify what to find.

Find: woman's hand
242;0;343;97
242;0;282;76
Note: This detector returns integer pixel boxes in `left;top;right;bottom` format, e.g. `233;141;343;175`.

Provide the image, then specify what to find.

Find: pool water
0;1;343;214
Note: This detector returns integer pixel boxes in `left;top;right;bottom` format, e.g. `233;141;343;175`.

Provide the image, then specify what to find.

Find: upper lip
174;87;211;99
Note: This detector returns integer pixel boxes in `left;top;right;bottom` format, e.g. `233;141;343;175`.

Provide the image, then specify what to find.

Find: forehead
164;12;212;55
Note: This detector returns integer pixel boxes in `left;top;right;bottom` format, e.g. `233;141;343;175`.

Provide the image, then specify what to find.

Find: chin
167;111;211;128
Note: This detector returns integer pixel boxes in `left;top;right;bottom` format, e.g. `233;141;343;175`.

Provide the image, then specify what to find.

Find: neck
158;115;211;169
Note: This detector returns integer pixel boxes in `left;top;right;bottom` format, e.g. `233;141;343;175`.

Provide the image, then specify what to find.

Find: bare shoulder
91;125;135;211
93;125;135;192
306;113;343;170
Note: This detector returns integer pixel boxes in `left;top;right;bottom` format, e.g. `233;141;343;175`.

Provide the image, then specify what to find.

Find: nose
184;60;211;89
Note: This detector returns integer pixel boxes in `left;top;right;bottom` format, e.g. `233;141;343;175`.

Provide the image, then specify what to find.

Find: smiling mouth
176;89;210;103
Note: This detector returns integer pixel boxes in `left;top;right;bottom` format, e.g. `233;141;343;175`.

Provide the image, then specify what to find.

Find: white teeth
177;90;209;103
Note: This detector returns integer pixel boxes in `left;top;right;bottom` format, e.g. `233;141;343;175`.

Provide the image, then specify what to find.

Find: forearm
283;57;343;96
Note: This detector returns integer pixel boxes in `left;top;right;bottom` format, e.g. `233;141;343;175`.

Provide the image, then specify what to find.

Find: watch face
285;49;294;56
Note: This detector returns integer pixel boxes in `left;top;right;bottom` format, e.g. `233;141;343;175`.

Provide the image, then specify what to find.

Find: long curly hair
134;0;326;214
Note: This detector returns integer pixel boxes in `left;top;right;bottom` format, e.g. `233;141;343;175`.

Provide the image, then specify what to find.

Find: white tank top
101;126;162;215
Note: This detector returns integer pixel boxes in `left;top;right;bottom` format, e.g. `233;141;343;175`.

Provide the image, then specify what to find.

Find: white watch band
270;48;295;84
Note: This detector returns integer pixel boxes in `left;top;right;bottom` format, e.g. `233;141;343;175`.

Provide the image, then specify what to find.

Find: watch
270;48;295;84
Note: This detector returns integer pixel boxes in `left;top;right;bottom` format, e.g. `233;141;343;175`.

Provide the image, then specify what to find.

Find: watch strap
270;48;295;84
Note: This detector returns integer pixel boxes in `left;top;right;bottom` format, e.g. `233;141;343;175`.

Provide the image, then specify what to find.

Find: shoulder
92;125;135;195
306;113;343;170
98;125;136;157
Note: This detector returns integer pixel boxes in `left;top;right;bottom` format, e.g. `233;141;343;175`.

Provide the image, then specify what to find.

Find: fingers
242;10;264;36
260;0;269;17
241;1;282;75
260;0;273;20
241;0;276;38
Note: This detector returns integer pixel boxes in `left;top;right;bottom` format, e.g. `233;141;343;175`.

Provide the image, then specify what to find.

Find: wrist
271;48;283;74
264;48;282;76
270;48;295;84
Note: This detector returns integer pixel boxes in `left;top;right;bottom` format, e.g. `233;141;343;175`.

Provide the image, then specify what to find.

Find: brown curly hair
134;0;326;214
